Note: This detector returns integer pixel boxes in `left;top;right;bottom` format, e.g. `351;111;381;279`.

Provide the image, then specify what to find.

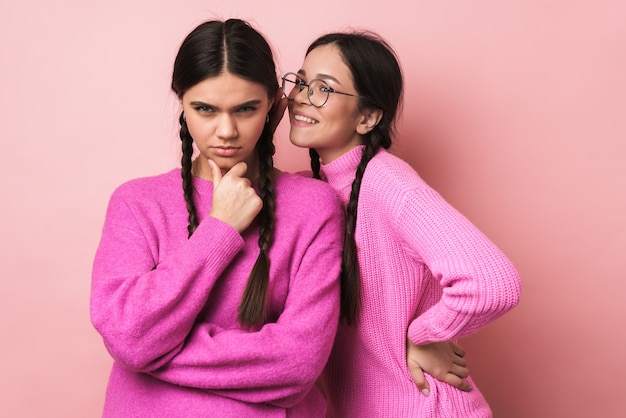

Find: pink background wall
1;1;624;417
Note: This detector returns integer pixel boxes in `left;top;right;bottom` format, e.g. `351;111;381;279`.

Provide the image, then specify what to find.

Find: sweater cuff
187;216;245;264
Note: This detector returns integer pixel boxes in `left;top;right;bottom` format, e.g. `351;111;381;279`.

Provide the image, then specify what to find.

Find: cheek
332;105;361;133
241;118;266;140
184;114;209;138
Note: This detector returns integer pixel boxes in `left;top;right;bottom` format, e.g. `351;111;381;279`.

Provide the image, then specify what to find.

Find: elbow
480;269;522;315
91;312;176;372
104;338;173;373
272;347;329;408
501;269;522;311
270;366;320;408
293;361;324;390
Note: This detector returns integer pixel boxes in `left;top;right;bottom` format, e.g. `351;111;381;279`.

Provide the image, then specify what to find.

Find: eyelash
238;105;257;112
193;105;257;114
194;105;213;113
295;77;335;93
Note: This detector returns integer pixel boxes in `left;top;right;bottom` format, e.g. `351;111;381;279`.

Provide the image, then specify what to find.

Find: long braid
238;125;276;327
179;112;199;238
343;142;376;325
309;148;321;179
314;121;387;326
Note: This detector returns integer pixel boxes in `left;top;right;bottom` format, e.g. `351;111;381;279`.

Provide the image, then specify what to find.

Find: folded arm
149;238;342;407
90;193;244;371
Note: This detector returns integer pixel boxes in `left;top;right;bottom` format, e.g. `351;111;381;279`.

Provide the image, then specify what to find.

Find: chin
288;132;313;149
208;157;236;171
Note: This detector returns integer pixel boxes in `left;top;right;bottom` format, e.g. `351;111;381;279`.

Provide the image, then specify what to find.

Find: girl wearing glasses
279;32;522;417
90;19;345;417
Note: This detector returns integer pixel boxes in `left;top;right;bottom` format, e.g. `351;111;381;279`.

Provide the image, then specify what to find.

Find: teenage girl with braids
90;19;344;417
278;31;522;417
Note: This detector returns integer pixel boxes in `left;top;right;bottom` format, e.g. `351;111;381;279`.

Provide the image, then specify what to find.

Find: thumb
208;159;222;186
408;361;431;397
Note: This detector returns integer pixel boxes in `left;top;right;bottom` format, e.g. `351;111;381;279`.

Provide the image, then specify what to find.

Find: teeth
294;114;318;124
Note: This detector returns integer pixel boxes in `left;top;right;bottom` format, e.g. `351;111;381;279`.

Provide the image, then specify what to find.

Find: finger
268;96;288;134
443;373;473;392
451;342;466;357
274;86;284;103
449;363;470;379
408;363;430;397
452;355;467;367
224;161;248;180
208;159;222;186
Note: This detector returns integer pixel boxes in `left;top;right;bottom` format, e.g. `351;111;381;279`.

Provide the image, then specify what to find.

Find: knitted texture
91;169;344;417
318;146;522;418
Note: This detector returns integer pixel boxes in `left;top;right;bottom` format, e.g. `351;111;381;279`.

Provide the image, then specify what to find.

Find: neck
317;143;363;165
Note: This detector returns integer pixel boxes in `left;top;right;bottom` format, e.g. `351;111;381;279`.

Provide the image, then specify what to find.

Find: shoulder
108;169;181;212
114;168;180;194
292;169;314;179
363;149;428;195
275;172;343;214
273;173;344;249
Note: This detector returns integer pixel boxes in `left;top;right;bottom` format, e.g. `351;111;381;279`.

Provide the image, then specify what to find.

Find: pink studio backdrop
1;1;624;417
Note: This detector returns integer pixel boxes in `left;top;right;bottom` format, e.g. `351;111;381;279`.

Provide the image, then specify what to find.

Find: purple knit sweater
91;169;344;417
318;146;522;418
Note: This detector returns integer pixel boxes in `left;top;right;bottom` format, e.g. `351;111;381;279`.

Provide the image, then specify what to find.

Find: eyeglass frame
281;72;363;108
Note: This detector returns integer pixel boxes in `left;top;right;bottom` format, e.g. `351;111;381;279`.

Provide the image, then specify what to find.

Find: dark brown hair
171;19;278;327
306;32;404;325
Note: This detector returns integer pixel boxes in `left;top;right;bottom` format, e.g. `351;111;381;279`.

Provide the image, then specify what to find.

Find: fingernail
468;386;473;392
421;388;430;397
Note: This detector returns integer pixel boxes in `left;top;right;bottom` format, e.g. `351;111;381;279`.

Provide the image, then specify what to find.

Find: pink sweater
318;146;522;417
91;169;344;417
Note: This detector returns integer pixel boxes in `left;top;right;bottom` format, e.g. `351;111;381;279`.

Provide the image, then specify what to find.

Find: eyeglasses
281;72;361;108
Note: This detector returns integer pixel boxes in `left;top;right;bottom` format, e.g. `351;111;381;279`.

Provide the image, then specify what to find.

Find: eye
294;78;308;90
194;105;214;114
310;80;333;94
237;105;257;113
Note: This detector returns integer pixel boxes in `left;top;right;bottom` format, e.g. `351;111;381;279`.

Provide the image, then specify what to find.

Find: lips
211;146;240;157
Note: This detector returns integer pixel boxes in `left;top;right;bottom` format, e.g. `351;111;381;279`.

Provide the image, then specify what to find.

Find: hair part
172;19;279;328
307;31;404;326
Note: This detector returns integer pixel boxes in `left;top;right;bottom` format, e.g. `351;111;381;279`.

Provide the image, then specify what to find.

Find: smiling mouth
294;114;319;124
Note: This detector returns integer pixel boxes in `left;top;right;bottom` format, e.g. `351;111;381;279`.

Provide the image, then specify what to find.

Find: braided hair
307;32;404;325
172;19;279;327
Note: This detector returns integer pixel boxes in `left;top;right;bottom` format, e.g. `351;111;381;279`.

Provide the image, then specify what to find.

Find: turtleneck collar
320;145;365;196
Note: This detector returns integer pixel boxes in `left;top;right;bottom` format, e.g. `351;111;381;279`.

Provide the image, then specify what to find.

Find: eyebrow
189;99;263;109
297;70;343;85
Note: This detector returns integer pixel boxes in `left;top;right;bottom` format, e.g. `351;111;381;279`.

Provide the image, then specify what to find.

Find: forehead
182;72;269;104
301;44;353;84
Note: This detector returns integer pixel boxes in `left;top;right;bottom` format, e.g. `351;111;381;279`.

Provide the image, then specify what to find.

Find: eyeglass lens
282;73;329;107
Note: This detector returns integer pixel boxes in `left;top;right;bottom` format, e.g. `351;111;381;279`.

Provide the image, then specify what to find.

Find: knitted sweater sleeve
90;189;245;371
148;213;343;408
400;186;522;345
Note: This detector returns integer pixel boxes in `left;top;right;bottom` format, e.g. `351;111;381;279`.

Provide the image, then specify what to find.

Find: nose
215;114;238;139
292;85;311;105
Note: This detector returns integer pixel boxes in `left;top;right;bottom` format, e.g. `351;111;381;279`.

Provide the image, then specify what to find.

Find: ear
356;108;383;135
